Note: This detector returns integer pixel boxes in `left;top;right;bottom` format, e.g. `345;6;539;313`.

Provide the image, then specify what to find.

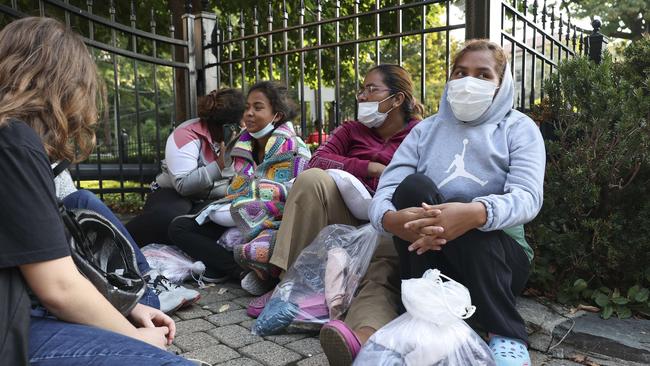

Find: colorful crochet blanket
196;122;311;278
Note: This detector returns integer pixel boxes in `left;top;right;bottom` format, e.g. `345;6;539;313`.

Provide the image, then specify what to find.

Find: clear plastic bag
354;269;495;366
141;244;205;283
217;227;244;251
252;224;380;336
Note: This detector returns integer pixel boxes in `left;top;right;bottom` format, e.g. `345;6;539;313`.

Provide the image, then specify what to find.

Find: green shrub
79;180;146;214
528;36;650;318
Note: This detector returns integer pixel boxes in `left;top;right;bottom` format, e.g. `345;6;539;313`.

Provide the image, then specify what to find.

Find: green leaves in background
528;36;650;320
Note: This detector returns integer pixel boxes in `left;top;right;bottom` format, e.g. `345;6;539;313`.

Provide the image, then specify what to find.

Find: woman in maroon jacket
243;64;423;302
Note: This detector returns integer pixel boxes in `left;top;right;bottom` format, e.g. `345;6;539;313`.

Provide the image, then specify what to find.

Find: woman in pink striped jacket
126;88;245;247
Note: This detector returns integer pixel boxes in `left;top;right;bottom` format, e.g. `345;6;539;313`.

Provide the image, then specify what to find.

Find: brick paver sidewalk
168;281;583;366
169;281;328;366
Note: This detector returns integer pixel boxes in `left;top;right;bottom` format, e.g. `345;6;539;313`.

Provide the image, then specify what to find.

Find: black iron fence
204;0;464;138
0;0;196;199
0;0;607;200
498;0;602;110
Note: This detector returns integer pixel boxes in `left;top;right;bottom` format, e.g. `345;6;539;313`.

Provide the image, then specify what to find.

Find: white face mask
358;95;396;128
249;112;278;139
446;77;499;122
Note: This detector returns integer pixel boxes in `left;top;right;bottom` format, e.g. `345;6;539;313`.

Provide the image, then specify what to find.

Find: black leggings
168;216;243;279
392;173;530;343
126;188;206;247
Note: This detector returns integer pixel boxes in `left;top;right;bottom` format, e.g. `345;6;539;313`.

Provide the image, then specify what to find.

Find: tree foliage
564;0;648;41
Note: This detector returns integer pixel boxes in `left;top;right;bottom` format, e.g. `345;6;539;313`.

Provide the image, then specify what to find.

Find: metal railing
466;0;606;111
0;0;607;200
0;0;196;199
203;0;464;140
499;0;602;110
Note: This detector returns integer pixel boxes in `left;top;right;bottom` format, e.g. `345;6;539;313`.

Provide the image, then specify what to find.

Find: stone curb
518;297;650;366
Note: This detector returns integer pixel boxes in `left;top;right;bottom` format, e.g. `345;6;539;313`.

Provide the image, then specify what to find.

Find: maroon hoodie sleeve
307;122;370;179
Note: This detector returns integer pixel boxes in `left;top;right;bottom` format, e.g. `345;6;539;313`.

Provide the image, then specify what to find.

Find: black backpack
53;162;145;316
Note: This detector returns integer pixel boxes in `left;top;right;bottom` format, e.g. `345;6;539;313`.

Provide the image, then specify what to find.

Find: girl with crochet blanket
169;81;311;293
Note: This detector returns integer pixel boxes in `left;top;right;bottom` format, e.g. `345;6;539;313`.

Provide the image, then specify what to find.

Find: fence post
194;9;217;96
465;0;501;42
587;17;607;64
182;6;198;118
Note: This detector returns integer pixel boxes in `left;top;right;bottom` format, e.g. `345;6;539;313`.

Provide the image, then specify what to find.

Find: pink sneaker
319;320;362;366
247;289;274;318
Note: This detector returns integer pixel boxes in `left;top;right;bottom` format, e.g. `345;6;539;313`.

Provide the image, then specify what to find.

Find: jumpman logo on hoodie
438;138;488;188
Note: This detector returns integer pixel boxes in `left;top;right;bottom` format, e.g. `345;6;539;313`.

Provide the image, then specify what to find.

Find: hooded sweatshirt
368;65;545;261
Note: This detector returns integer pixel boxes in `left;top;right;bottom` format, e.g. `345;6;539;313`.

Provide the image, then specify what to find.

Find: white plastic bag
207;203;236;227
326;169;372;220
252;224;380;336
354;269;495;366
141;244;205;283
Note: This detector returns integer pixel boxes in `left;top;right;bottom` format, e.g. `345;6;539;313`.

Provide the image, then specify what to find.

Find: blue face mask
249;112;278;139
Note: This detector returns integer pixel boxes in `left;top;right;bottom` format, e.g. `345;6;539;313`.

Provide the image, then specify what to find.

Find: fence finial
523;0;528;15
150;8;156;30
184;0;192;14
588;16;607;64
592;16;602;32
550;5;555;35
130;0;136;22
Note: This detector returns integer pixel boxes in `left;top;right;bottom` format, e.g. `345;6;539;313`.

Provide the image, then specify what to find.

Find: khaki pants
344;236;401;331
270;168;361;270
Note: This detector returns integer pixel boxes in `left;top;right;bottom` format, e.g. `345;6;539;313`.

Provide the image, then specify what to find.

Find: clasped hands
384;201;487;255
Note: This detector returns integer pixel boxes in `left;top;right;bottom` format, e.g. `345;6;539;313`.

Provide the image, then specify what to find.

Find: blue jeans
29;316;193;365
62;190;159;309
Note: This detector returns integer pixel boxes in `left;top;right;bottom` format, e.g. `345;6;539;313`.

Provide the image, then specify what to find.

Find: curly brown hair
198;88;245;142
198;88;245;124
0;17;103;163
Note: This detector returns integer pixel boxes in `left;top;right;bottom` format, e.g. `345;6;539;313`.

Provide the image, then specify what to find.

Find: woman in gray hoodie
320;40;545;366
